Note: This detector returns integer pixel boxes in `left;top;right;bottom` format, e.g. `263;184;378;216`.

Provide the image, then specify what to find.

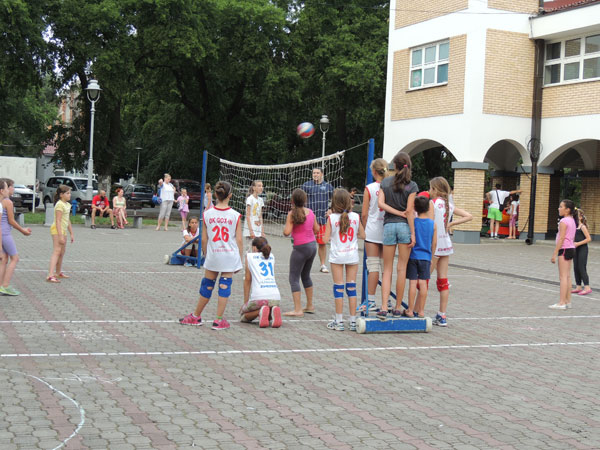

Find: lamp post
526;138;541;245
85;79;101;200
134;147;142;182
319;115;330;169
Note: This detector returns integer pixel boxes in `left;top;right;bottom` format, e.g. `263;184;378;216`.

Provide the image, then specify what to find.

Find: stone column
451;162;489;244
518;166;554;241
579;171;600;239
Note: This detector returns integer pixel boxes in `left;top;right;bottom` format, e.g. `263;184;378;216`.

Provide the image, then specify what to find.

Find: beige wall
395;0;467;29
580;177;600;235
488;0;539;13
542;81;600;118
453;168;486;232
483;30;535;118
391;35;466;121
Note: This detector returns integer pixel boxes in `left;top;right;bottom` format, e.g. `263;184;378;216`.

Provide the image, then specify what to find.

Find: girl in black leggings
572;209;592;296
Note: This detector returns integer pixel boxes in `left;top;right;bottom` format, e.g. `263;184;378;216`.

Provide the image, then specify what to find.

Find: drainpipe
526;38;544;245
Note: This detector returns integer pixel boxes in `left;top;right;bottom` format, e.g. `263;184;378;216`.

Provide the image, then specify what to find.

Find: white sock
368;294;375;303
438;311;446;317
350;315;356;323
335;313;343;322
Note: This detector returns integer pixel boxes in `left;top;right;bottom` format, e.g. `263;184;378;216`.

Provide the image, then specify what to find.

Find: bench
81;200;146;228
14;207;28;227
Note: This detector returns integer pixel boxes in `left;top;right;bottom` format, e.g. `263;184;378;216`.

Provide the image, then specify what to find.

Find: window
544;33;600;85
409;40;449;89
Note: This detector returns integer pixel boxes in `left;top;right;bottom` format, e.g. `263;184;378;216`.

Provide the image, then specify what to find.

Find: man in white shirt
486;184;521;239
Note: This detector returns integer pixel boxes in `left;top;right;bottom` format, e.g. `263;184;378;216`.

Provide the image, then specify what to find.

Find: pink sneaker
270;306;282;328
571;288;582;294
579;289;592;296
211;318;230;330
179;313;202;325
259;306;270;328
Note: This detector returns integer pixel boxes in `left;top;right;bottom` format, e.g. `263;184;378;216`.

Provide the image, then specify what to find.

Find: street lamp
319;115;330;169
85;79;101;200
134;147;142;182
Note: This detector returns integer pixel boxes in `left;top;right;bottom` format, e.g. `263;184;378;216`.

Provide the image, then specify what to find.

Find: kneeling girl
240;236;282;328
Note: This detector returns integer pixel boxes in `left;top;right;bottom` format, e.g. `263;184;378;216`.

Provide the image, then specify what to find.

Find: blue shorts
406;259;431;281
383;222;411;246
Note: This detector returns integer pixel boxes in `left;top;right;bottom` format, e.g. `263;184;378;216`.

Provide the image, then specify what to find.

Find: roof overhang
530;2;600;40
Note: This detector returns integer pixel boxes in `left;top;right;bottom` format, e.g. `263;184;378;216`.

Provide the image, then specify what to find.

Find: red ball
297;122;315;139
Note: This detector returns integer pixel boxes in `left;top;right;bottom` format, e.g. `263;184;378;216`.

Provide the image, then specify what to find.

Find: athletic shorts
406;259;431;281
509;215;517;227
487;207;502;221
316;224;326;245
240;299;281;314
558;248;575;260
383;222;411;246
1;234;17;256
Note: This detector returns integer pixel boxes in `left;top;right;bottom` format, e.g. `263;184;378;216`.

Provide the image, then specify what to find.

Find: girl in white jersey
243;180;264;251
323;189;366;331
179;181;243;330
240;236;282;328
360;158;387;313
428;177;472;327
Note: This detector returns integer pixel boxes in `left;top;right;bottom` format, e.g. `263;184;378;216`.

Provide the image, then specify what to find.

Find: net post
197;150;208;269
361;139;375;306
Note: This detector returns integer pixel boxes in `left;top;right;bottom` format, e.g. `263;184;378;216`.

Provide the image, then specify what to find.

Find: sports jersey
432;197;454;257
203;206;243;272
243;195;264;237
364;181;384;243
246;252;281;301
328;212;360;265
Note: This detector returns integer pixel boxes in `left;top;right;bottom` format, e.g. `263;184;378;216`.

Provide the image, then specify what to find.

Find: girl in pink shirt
550;199;577;310
282;189;319;317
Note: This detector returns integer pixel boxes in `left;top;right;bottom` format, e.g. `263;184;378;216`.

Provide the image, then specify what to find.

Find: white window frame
408;40;450;91
544;33;600;86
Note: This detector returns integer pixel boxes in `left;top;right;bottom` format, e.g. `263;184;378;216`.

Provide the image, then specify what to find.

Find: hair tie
344;209;349;213
403;164;408;168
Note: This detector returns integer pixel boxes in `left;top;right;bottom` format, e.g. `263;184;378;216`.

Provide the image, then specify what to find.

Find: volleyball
297;122;315;139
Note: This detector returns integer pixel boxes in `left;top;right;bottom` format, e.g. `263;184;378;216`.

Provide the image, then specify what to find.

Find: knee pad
345;282;357;298
199;277;216;298
436;278;449;292
218;277;233;298
366;257;380;273
333;283;345;299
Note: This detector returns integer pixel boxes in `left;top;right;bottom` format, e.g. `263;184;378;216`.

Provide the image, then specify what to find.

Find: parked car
123;183;154;207
43;176;98;210
351;193;363;216
172;179;203;209
11;184;40;211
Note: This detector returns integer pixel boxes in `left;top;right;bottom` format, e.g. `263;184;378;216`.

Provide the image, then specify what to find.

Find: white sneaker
548;303;567;310
320;265;329;273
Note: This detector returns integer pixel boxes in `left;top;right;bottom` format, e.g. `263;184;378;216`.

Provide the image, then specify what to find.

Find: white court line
0;368;85;449
2;315;600;325
15;269;290;275
2;341;600;358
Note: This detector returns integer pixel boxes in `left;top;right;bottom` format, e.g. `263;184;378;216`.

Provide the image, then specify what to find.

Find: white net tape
219;151;345;236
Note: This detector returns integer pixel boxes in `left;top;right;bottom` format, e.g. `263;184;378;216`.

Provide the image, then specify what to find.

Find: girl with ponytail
323;189;365;331
241;236;282;328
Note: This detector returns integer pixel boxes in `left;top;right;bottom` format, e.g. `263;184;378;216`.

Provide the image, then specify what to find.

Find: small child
243;180;264;252
0;178;32;295
507;194;519;239
204;183;213;211
179;181;242;330
405;195;436;318
47;184;74;283
240;236;282;328
177;188;189;231
550;199;577;310
181;216;199;266
323;189;366;331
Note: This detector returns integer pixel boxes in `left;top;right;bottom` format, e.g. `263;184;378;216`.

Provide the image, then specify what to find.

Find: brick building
383;0;600;243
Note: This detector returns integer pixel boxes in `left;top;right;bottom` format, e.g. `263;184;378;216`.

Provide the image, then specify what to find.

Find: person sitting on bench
91;190;115;229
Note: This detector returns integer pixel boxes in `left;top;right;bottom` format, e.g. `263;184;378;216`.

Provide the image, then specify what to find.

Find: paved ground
1;224;599;449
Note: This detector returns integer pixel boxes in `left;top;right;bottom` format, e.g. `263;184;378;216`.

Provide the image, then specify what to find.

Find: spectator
91;190;115;229
156;173;175;231
302;167;333;273
112;187;128;229
204;183;213;211
486;184;521;239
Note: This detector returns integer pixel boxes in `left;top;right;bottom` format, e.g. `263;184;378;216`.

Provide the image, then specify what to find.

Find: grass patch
23;212;179;227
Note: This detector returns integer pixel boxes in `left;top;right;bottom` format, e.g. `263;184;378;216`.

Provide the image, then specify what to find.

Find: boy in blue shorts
404;195;436;318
